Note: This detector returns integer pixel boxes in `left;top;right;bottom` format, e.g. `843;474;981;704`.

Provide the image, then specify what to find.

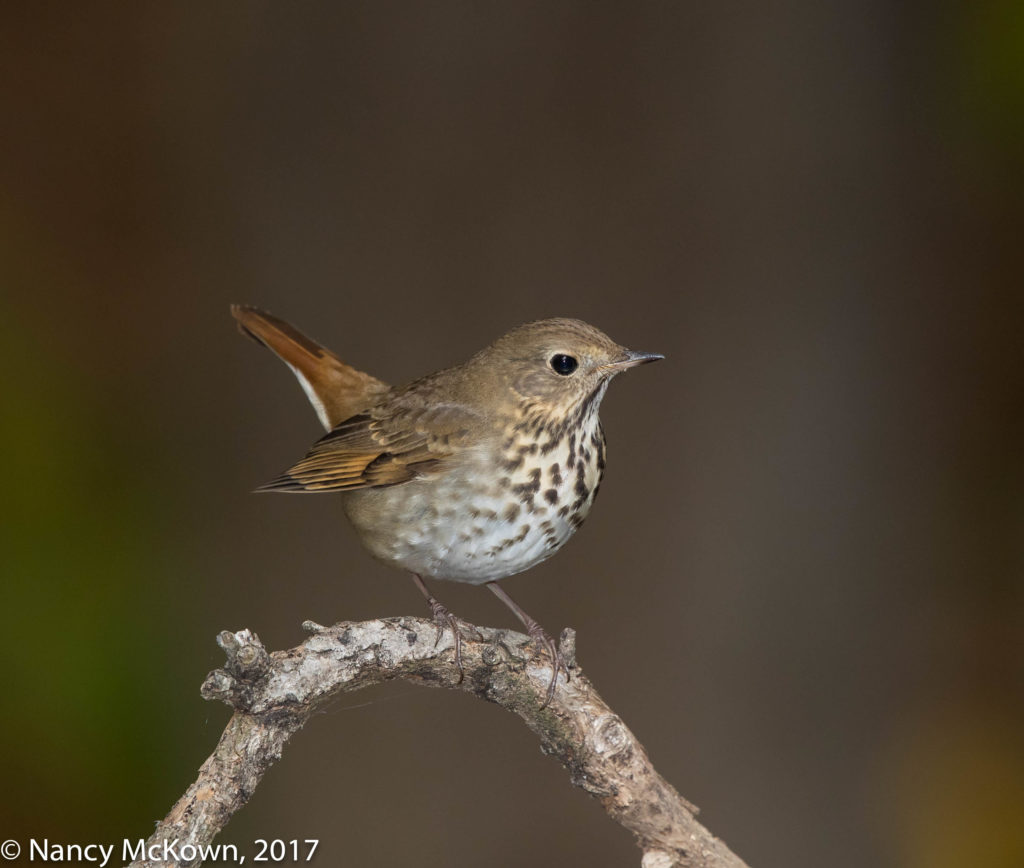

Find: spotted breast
342;395;607;584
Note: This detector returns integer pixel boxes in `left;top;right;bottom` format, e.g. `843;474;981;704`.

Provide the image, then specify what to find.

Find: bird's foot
484;581;569;707
425;599;482;682
410;573;481;683
526;623;570;707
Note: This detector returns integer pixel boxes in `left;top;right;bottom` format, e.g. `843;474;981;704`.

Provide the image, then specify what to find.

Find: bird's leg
410;573;464;681
486;582;568;706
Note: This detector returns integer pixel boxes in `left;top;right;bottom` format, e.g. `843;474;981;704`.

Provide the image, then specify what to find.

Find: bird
232;305;662;702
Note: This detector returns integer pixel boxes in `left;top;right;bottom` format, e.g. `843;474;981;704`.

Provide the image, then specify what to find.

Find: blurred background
2;3;1022;866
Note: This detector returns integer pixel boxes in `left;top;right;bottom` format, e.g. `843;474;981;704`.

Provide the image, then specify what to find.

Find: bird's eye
549;354;578;376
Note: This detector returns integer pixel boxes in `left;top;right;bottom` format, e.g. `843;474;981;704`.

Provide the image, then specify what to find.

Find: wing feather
258;402;478;493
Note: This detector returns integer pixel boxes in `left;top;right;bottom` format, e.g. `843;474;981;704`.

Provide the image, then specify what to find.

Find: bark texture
129;619;749;868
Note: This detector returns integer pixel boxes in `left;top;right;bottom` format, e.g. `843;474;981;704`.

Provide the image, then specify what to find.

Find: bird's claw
527;624;570;707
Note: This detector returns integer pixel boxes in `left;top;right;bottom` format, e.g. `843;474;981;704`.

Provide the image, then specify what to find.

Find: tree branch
130;618;749;868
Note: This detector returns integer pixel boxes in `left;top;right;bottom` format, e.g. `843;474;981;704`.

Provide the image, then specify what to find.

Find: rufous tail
231;305;389;430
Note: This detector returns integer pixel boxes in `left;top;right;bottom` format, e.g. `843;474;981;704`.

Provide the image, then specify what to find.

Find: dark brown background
2;4;1022;867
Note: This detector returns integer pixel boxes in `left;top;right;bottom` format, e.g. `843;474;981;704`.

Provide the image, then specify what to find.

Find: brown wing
257;399;478;492
232;305;389;430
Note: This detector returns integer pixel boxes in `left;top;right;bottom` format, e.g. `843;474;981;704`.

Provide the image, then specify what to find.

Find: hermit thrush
232;306;662;702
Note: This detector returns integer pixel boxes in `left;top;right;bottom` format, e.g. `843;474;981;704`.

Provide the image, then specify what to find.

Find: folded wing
258;402;477;492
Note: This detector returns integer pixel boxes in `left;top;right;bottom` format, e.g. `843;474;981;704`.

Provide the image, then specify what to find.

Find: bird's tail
231;305;389;430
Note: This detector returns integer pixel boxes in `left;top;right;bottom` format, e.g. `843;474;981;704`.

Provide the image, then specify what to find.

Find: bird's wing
257;398;481;492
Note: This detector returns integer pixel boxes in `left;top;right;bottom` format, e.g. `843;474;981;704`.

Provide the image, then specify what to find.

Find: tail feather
231;305;389;430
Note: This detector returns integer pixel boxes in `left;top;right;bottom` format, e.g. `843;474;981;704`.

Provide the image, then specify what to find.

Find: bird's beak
601;350;665;373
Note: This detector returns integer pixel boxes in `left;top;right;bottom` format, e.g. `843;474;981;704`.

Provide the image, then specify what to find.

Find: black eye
549;354;578;376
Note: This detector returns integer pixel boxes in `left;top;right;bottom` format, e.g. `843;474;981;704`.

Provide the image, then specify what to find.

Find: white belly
344;434;603;584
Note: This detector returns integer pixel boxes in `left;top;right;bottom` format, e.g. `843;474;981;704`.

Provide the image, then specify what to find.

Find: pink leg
486;582;568;706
